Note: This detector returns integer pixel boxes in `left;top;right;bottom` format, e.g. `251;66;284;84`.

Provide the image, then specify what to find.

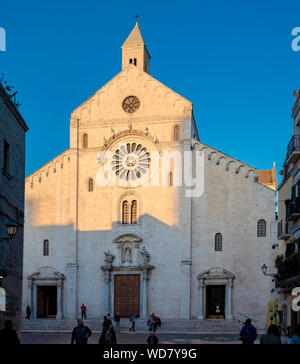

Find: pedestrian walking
25;305;31;320
114;311;121;334
239;319;257;345
107;314;112;327
147;315;153;331
129;314;136;333
260;325;281;344
80;303;87;319
291;325;300;344
0;320;20;345
152;313;157;332
99;324;117;344
71;319;92;344
147;331;159;345
156;315;161;329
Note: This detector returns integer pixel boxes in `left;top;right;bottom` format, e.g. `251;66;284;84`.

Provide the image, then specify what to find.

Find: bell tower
121;21;151;74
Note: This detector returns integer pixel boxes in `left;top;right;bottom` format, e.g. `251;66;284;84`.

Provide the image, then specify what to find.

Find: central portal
114;275;140;318
37;286;57;318
206;285;225;319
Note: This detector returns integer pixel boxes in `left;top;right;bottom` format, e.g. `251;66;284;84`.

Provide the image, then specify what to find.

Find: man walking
71;319;92;344
80;303;87;319
129;314;136;333
114;311;121;334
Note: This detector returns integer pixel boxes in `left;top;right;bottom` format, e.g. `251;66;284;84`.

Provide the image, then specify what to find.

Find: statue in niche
104;251;114;265
124;247;132;262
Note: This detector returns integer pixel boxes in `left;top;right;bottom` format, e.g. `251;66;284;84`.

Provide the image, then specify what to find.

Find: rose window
112;143;151;180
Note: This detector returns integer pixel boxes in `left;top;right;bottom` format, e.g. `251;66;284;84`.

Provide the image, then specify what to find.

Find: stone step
22;319;241;333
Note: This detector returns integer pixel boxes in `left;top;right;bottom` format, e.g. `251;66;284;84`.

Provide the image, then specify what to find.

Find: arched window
168;172;173;186
215;234;222;251
174;125;180;141
257;219;267;237
88;178;94;192
43;240;49;256
122;201;130;224
0;287;6;312
131;200;138;224
83;134;88;148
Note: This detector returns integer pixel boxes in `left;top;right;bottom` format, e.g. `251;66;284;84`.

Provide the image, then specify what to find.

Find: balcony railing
287;197;300;221
277;219;291;240
285;135;300;166
276;253;300;283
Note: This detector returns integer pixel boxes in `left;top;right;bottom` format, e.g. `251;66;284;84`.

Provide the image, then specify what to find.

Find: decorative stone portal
197;268;235;320
101;235;154;318
27;267;65;319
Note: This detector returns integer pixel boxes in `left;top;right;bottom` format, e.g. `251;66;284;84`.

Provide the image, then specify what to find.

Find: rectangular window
134;58;137;66
129;59;133;64
3;139;10;172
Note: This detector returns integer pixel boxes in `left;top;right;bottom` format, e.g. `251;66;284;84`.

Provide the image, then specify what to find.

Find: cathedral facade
22;23;277;328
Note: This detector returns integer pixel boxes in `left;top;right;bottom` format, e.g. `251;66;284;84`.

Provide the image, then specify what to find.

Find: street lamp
261;264;276;278
0;221;18;242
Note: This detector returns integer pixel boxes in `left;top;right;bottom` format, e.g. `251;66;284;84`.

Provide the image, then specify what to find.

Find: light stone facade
22;23;276;328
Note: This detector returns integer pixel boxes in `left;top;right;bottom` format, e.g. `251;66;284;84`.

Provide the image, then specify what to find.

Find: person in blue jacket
239;319;257;345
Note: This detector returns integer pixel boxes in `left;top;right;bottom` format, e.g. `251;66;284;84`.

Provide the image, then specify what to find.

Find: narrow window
122;201;130;224
83;134;88;149
88;178;94;192
215;234;222;251
257;219;267;237
134;58;137;66
3;139;10;172
174;126;180;141
131;200;138;224
129;59;133;64
168;172;173;187
43;240;49;256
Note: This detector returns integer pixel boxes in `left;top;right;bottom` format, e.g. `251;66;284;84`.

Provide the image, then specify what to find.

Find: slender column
197;281;204;320
104;271;111;315
32;282;37;319
67;263;78;319
56;280;63;319
141;270;149;319
226;283;233;320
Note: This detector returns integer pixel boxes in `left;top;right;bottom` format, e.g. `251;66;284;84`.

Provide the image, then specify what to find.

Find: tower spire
121;21;151;74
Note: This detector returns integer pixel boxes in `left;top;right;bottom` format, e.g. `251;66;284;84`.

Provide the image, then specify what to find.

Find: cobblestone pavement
21;331;254;344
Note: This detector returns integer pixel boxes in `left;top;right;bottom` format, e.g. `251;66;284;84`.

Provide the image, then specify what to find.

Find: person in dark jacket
25;305;31;320
239;319;257;344
147;331;159;345
99;324;117;344
0;320;20;345
260;325;281;344
71;319;92;344
114;312;121;334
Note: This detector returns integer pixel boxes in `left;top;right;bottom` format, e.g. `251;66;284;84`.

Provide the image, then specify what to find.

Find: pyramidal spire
121;21;151;74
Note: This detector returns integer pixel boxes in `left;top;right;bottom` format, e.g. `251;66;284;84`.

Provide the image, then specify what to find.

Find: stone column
56;280;63;319
32;281;37;319
197;281;205;320
104;271;111;315
141;270;149;319
180;260;192;319
67;263;78;319
225;283;233;320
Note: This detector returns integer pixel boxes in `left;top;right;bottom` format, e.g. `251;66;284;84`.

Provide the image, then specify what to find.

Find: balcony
287;197;300;221
285;135;300;167
276;253;300;284
277;219;291;240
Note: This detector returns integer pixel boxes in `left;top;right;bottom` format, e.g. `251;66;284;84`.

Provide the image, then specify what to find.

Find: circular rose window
122;96;140;113
112;143;151;180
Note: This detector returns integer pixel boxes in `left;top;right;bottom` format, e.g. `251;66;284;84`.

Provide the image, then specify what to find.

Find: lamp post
0;221;18;242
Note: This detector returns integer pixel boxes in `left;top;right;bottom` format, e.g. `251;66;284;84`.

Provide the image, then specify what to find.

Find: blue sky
1;0;299;178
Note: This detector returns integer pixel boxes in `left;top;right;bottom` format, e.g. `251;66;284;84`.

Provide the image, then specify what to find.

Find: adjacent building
0;81;28;333
22;22;276;329
276;90;300;332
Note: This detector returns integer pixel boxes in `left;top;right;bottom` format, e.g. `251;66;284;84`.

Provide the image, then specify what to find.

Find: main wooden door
206;285;225;319
37;286;57;318
114;275;140;318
